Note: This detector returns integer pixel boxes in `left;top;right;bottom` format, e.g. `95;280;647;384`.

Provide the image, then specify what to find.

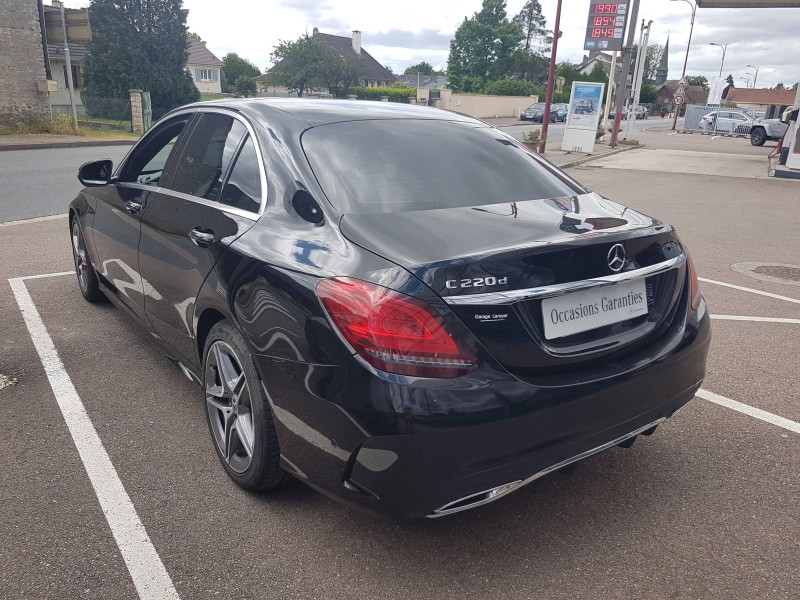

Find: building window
63;64;83;89
195;68;219;83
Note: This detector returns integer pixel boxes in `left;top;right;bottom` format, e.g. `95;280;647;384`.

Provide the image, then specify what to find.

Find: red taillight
687;252;702;310
317;278;479;378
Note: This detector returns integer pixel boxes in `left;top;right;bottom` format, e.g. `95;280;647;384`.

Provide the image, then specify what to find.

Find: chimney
352;30;361;55
312;27;319;36
52;0;63;7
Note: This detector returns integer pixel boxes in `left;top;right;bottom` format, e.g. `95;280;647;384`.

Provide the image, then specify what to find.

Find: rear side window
170;113;246;200
219;135;262;213
302;119;579;214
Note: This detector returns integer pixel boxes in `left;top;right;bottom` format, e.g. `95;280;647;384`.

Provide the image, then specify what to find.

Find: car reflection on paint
70;98;710;519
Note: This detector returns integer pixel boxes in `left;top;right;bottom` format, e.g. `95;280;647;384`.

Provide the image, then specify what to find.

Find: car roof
172;97;483;129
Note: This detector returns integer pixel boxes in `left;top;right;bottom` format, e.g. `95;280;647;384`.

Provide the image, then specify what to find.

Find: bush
0;114;83;136
483;79;541;97
345;85;416;101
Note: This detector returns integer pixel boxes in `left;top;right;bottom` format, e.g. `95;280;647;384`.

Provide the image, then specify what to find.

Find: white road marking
9;273;180;600
699;277;800;305
0;214;67;227
711;315;800;324
697;389;800;435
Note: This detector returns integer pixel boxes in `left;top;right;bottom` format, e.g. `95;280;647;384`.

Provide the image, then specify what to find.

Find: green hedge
345;86;416;101
483;80;542;97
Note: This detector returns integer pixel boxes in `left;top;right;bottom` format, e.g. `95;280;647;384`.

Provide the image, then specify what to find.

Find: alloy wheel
205;340;255;474
72;221;89;293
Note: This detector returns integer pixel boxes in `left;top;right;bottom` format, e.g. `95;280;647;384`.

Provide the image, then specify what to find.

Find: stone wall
0;0;50;124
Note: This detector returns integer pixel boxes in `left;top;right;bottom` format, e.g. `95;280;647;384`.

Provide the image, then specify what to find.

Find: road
1;138;799;599
0;145;131;223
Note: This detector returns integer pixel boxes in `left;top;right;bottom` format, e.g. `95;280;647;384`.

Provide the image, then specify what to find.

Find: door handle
124;200;143;214
189;227;215;247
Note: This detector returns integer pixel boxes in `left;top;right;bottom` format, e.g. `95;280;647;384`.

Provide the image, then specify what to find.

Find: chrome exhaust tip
428;481;523;518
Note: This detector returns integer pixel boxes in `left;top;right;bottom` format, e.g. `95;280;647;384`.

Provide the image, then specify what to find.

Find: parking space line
711;315;800;324
699;277;800;305
9;273;180;600
698;389;800;435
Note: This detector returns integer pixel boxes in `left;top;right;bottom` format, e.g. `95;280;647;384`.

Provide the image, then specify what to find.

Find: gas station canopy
696;0;800;6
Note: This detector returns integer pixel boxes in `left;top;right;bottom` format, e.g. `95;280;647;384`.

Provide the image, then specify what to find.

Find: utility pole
611;0;641;148
539;0;563;154
60;2;78;129
602;51;617;132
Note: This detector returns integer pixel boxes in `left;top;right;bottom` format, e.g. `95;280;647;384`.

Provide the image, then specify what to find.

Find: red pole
539;0;563;154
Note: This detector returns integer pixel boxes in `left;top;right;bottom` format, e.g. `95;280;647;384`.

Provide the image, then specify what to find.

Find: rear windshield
301;119;579;214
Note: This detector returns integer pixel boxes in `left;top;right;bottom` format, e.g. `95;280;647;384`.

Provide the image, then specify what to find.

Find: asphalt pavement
1;129;799;599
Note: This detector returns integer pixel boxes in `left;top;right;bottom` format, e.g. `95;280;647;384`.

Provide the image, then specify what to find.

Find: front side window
120;116;190;185
170;113;246;200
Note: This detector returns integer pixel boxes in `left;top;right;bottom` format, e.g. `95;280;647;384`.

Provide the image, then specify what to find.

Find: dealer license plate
541;279;648;340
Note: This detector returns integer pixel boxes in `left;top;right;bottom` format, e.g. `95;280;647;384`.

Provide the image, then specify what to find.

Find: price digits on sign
593;3;619;13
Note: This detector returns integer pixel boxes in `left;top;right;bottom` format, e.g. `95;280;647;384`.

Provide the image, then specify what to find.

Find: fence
682;104;766;137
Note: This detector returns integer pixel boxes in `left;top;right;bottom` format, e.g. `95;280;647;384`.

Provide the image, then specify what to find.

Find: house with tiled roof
42;1;91;114
312;28;396;88
725;87;797;119
655;80;708;112
187;39;224;94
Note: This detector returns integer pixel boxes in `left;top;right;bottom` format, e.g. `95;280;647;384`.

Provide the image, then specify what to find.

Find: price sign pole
587;0;640;148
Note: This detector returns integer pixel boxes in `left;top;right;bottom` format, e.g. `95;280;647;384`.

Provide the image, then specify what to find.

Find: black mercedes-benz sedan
70;99;710;519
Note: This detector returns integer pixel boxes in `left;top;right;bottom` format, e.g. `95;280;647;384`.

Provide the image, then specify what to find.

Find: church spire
655;36;670;86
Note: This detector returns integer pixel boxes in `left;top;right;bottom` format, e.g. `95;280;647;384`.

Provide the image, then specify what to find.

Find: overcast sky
63;0;800;88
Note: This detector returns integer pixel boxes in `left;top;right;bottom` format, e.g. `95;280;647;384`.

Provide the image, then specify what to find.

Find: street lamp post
709;42;726;78
746;64;759;88
671;0;696;131
738;76;751;88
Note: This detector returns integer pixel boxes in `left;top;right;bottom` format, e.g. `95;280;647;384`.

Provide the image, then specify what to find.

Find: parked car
521;102;557;122
698;110;754;134
70;99;710;519
635;106;649;119
748;117;789;146
554;103;569;122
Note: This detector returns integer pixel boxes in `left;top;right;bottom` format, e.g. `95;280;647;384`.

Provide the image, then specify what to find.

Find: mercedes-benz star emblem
607;244;626;273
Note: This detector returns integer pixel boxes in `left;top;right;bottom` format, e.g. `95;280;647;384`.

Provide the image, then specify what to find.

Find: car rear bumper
252;304;710;519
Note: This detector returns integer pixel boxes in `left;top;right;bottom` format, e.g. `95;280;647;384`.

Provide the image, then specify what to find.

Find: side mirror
78;159;114;187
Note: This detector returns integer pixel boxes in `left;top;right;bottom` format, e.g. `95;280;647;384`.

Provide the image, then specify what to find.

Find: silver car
698;110;753;134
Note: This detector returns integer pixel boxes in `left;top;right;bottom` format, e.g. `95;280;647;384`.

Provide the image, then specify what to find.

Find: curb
0;139;137;152
555;144;639;169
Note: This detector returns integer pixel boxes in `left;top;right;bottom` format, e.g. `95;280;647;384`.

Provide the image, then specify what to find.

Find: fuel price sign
583;1;630;52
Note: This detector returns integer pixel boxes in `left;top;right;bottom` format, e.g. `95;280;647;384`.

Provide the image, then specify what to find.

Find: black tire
750;127;767;146
71;218;104;302
203;320;287;492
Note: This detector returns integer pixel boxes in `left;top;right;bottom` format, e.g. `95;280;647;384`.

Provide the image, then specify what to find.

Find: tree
639;82;658;104
322;54;364;98
447;0;523;92
404;61;434;76
643;44;663;84
267;35;364;98
686;75;709;91
83;0;199;119
187;32;205;43
510;0;551;84
554;61;582;90
222;53;261;93
234;76;257;97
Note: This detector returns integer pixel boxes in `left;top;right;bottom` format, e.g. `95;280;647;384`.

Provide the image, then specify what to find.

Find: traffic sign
673;94;685;106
